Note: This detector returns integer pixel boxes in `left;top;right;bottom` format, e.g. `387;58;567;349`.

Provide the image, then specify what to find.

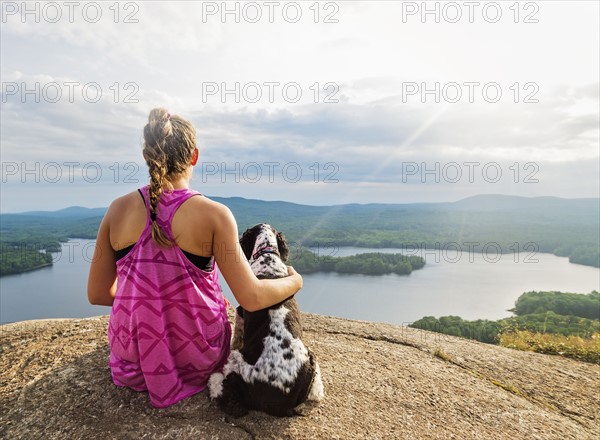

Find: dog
208;223;324;417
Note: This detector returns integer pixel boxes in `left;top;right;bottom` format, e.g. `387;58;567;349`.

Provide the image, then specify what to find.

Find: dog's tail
305;351;325;402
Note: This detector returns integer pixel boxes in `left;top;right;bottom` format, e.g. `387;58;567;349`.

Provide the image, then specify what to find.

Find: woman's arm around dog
87;195;303;310
212;203;302;312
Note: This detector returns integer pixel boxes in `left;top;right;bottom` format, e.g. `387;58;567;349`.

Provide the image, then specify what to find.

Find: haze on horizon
3;193;600;217
1;1;598;212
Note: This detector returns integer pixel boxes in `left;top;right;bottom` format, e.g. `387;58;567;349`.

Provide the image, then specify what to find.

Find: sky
1;0;599;212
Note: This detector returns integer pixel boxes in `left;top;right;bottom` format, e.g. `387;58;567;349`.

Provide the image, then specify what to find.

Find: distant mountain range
6;194;599;218
2;194;599;269
449;194;598;211
9;206;108;219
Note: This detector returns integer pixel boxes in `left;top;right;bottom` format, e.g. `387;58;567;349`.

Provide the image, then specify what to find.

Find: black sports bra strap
120;187;212;271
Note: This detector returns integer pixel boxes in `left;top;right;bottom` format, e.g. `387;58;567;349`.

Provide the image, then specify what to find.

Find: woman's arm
87;206;118;306
212;205;302;312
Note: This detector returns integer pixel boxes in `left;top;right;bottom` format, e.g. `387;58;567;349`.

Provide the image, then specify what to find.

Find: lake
1;239;598;325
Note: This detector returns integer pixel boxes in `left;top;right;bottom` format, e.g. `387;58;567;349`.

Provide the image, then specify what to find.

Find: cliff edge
1;312;598;439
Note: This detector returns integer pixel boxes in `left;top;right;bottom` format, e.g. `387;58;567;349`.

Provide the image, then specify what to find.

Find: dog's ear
239;226;259;261
276;231;289;262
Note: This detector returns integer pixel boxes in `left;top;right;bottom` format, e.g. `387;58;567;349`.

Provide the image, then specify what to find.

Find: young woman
87;108;303;408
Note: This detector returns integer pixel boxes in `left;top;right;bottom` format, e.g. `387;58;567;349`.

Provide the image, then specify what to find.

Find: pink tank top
108;185;231;408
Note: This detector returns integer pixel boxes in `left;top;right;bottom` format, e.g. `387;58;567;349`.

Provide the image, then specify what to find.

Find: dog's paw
221;400;250;418
216;372;250;418
208;372;225;399
228;349;246;369
293;400;320;417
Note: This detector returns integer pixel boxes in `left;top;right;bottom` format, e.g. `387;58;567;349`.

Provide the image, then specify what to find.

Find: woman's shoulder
187;192;233;218
106;189;146;215
174;192;236;237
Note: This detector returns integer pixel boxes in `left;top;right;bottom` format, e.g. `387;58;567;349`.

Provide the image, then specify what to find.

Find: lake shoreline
1;241;597;278
0;262;53;278
2;240;599;325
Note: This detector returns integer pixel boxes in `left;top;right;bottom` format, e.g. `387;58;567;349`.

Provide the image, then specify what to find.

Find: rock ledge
1;312;598;439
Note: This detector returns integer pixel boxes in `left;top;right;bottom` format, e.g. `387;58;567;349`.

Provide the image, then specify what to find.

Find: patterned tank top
108;185;231;408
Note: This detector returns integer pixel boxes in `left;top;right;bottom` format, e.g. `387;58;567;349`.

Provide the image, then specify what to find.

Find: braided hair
142;107;197;247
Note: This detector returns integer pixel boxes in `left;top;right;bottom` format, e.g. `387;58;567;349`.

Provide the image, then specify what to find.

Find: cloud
1;1;598;211
1;2;225;66
2;71;598;185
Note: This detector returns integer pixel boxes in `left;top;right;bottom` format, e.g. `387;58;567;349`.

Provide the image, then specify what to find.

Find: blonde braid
143;108;175;247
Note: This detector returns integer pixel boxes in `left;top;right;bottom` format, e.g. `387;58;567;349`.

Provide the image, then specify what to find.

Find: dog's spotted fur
208;224;324;417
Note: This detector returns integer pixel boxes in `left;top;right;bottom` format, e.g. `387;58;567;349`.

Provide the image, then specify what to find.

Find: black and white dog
208;224;324;417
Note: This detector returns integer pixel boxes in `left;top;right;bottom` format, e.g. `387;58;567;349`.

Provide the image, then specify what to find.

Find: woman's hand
211;204;302;312
287;266;303;291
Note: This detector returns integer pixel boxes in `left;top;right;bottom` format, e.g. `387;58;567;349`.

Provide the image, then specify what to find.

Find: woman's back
108;185;231;408
108;186;218;257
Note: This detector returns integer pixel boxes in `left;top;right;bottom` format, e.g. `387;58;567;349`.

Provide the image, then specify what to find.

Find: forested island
0;223;65;276
1;194;598;276
288;248;425;275
0;247;54;276
0;209;101;276
410;291;600;363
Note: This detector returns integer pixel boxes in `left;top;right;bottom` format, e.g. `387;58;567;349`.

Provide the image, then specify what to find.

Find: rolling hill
1;194;599;275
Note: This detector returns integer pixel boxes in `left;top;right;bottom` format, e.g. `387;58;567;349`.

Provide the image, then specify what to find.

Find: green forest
0;217;66;276
0;246;54;276
410;291;600;362
510;290;600;320
1;194;598;276
287;248;425;275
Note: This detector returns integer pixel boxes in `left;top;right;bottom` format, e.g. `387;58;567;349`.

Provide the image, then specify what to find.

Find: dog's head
239;223;289;263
